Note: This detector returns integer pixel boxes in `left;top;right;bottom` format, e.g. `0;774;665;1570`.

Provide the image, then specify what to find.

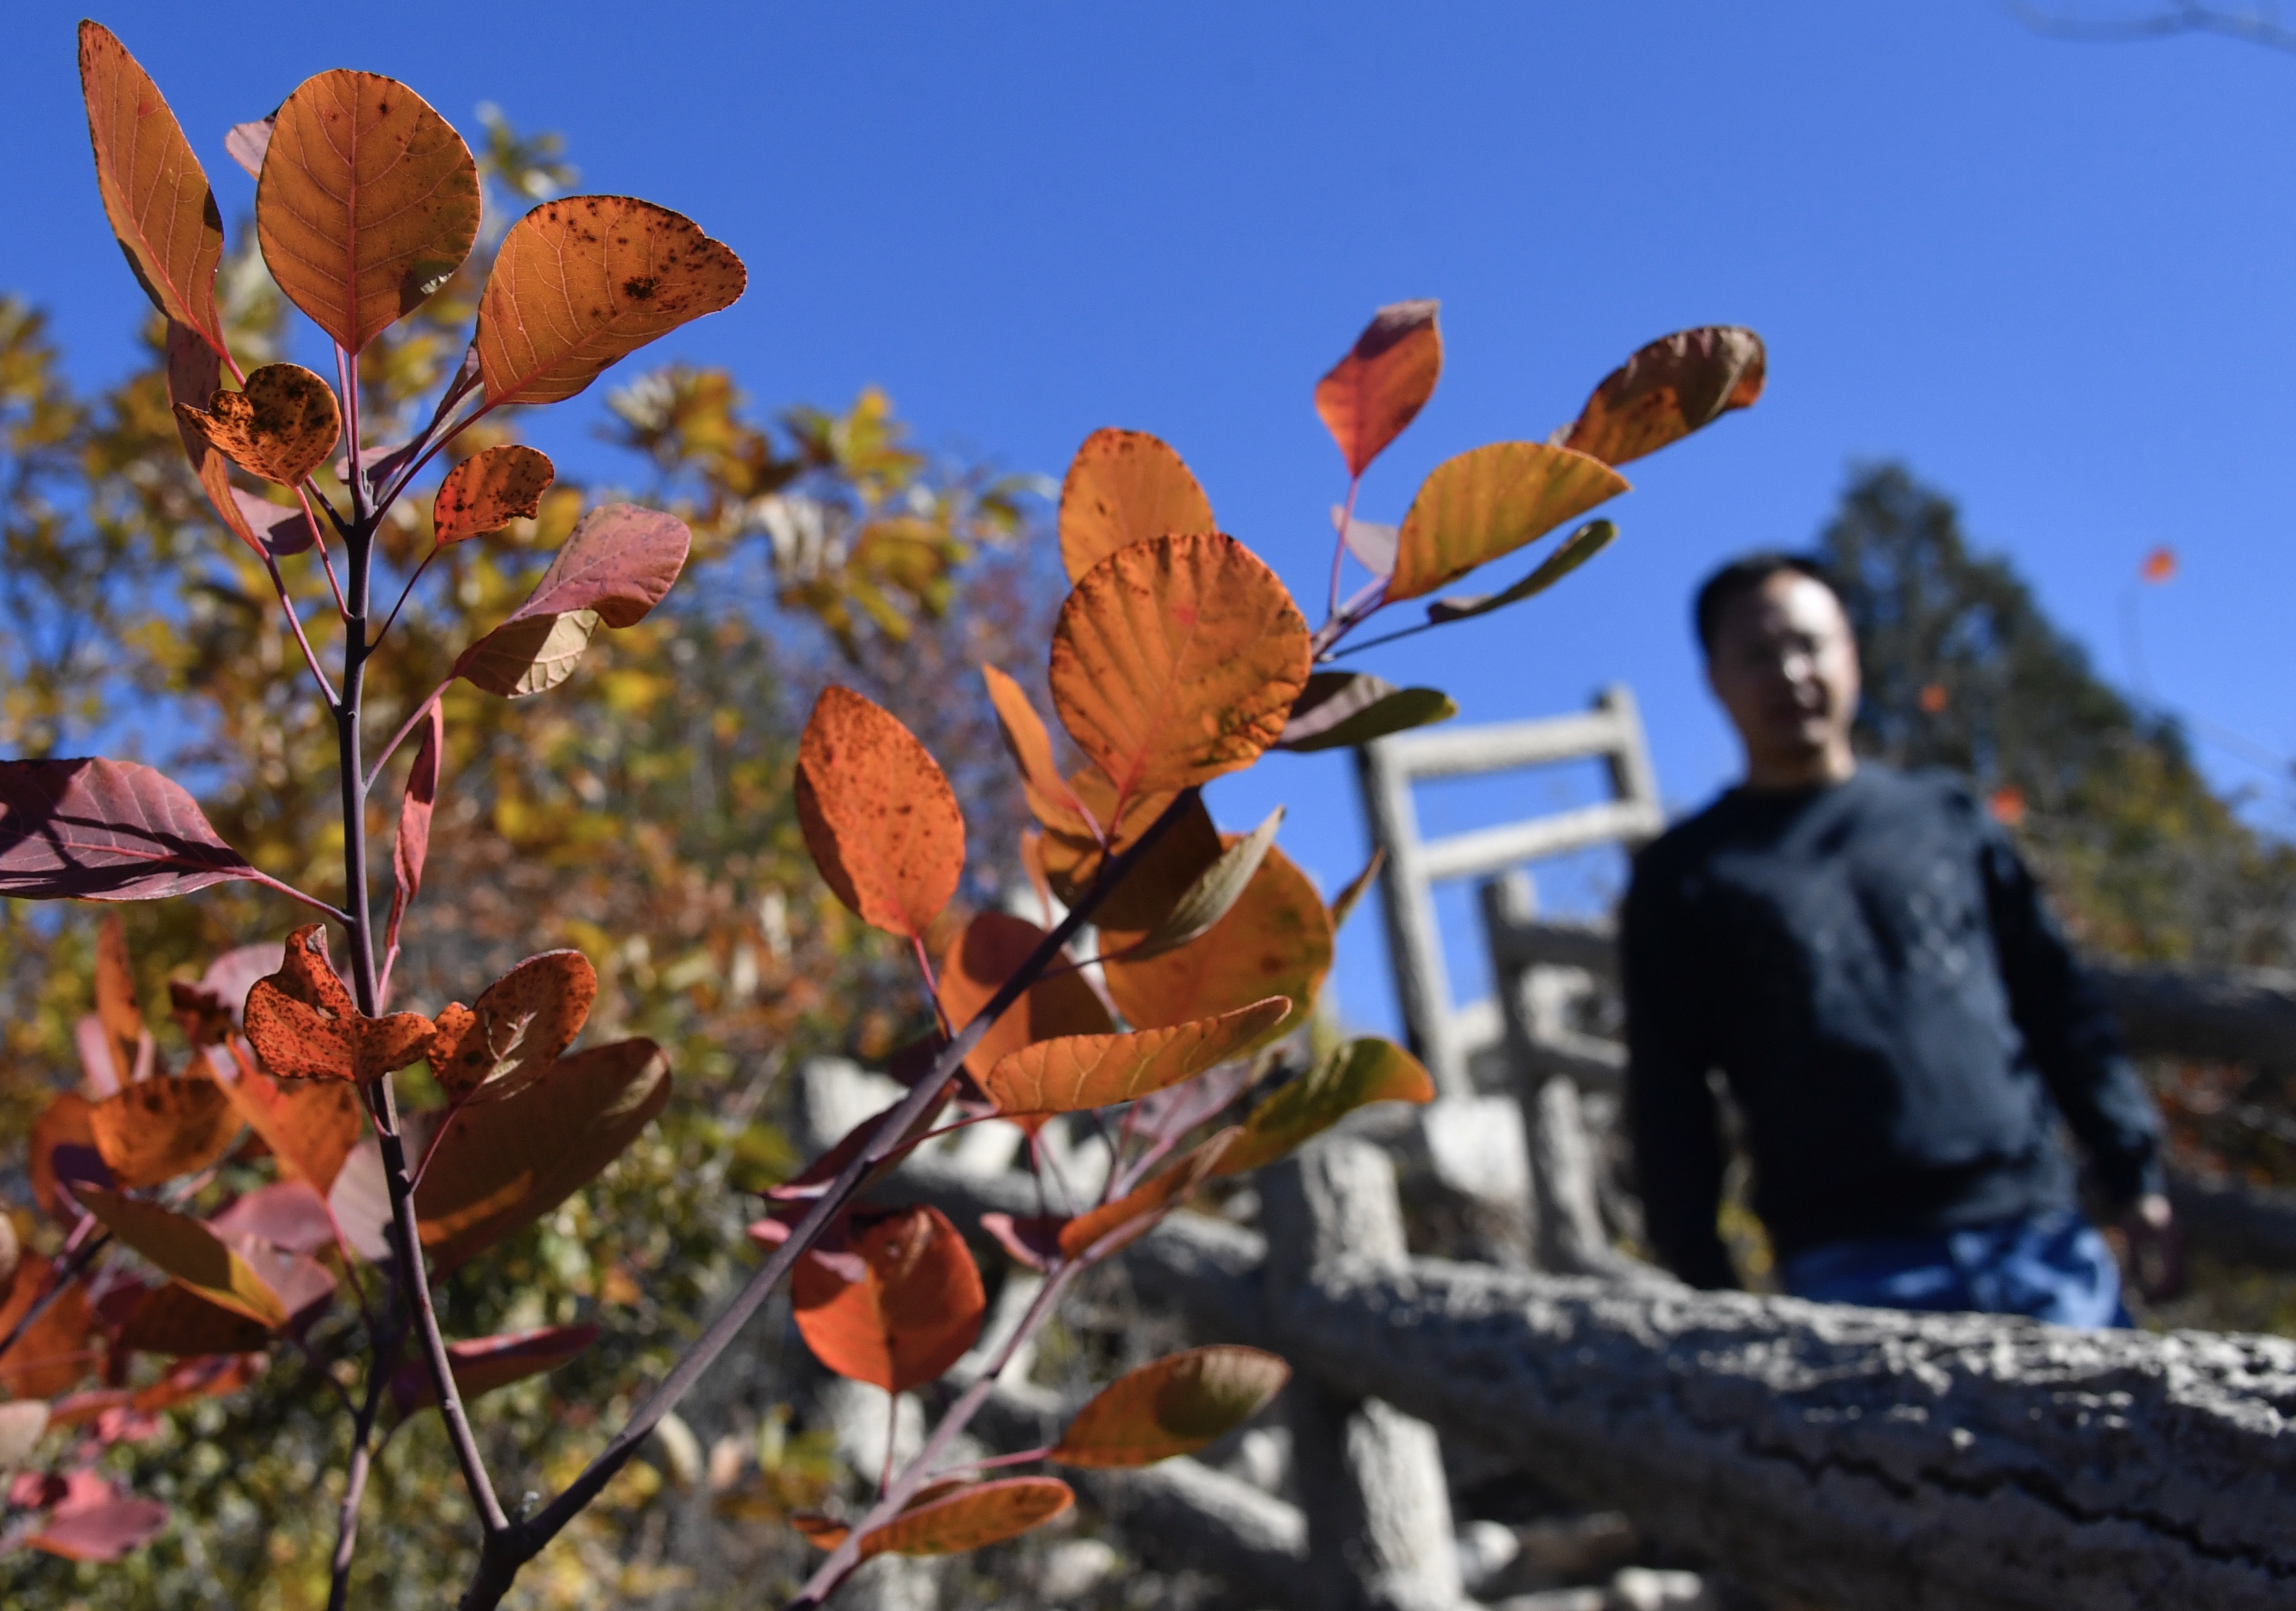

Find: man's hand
2121;1192;2186;1304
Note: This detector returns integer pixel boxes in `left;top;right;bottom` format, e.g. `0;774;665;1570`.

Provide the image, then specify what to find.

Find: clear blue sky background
7;3;2294;1036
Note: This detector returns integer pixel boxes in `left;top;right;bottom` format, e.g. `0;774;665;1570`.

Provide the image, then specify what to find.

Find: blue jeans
1779;1209;2131;1328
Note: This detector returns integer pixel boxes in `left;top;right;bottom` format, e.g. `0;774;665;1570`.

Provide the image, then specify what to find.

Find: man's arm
1978;818;2167;1210
1622;853;1735;1290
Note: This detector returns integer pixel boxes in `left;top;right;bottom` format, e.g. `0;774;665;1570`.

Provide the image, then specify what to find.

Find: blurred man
1622;553;2178;1323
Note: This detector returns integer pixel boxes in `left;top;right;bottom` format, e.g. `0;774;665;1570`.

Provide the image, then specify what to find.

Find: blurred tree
1819;461;2296;969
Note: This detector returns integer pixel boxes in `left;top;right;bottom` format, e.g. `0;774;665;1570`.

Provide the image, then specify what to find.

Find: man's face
1705;571;1861;777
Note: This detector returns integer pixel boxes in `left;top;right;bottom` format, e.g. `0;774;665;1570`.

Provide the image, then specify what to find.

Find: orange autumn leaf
1057;429;1216;584
86;1074;240;1190
217;1065;363;1195
77;22;226;356
242;927;432;1083
1558;326;1767;468
1386;442;1628;604
30;1094;98;1220
255;69;480;353
0;1255;98;1398
475;196;747;407
936;912;1113;1081
1919;683;1950;714
1059;1128;1236;1261
800;1477;1075;1559
1315;300;1442;478
981;665;1090;837
173;364;341;487
2142;546;2177;583
982;998;1291;1116
1049;533;1310;809
425;950;598;1102
795;687;965;940
1050;1344;1290;1468
1102;844;1332;1052
793;1206;985;1394
1990;785;2028;827
432;445;555;545
92;914;144;1080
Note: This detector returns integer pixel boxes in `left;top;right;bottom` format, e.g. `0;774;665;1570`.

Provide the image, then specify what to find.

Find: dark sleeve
1976;806;2165;1208
1622;848;1737;1289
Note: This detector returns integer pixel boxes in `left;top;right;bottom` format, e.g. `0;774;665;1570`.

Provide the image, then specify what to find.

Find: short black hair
1693;551;1838;656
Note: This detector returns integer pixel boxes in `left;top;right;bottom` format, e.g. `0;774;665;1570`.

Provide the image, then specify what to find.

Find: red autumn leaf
242;924;433;1083
474;195;747;407
1102;844;1332;1054
453;504;691;697
26;1495;171;1563
795;687;966;940
129;1352;263;1415
1050;1345;1290;1469
793;1206;985;1394
385;702;442;959
1314;300;1443;478
206;1181;336;1255
0;759;261;902
391;1323;601;1414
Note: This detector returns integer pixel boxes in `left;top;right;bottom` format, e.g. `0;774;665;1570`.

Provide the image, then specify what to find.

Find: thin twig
326;1334;399;1611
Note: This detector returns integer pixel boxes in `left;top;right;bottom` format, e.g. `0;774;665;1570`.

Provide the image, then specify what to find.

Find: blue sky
7;3;2295;1035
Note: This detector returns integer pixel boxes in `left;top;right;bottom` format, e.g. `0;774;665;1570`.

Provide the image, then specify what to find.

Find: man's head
1695;553;1861;790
